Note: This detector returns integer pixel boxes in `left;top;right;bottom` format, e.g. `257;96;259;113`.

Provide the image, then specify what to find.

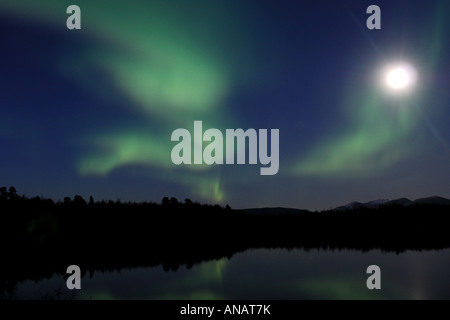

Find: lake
14;248;450;300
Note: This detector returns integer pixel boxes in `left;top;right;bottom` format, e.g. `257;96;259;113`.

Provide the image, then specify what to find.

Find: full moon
383;63;417;92
387;68;410;89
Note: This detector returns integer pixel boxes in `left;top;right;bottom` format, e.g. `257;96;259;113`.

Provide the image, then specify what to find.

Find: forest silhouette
1;186;450;298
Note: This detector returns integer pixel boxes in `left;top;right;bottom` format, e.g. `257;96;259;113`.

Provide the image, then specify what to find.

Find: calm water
16;248;450;300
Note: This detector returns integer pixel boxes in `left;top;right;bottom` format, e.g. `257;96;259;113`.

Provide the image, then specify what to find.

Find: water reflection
14;248;450;300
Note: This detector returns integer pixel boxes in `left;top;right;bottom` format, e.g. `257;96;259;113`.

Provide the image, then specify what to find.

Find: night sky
0;0;449;210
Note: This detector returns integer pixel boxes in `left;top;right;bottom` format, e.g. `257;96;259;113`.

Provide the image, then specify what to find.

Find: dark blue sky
0;0;449;210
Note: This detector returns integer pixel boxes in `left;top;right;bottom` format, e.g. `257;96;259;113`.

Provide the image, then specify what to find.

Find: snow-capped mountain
333;196;450;211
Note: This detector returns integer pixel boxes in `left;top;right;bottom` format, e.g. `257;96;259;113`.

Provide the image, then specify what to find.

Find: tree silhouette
0;187;7;199
74;195;86;206
8;186;17;199
169;197;179;206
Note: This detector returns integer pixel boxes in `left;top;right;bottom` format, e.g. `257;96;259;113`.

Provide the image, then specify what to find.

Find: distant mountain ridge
240;196;450;214
333;196;450;211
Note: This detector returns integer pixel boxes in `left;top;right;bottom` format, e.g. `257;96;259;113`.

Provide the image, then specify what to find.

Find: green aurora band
290;1;448;177
292;88;420;176
0;0;254;202
0;0;448;202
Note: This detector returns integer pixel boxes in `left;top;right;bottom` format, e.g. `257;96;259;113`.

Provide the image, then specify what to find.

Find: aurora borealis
0;0;449;210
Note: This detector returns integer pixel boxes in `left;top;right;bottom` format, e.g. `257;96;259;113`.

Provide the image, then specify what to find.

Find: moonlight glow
0;0;448;212
384;63;417;92
387;68;409;88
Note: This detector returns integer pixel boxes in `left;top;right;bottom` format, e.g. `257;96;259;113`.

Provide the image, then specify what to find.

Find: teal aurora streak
0;0;449;208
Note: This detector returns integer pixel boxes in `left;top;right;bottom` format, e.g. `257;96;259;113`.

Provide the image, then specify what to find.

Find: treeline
0;185;231;210
1;186;450;255
1;186;450;296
